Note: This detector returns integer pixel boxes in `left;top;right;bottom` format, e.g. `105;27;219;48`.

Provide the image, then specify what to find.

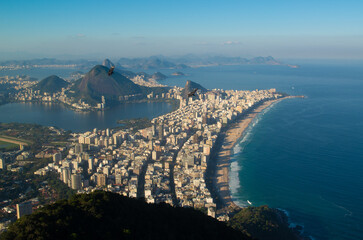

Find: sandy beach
214;97;292;213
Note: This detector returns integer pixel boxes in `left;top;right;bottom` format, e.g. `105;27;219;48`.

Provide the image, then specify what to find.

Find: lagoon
0;101;172;132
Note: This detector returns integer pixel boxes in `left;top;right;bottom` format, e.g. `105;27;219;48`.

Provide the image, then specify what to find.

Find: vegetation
0;189;302;240
1;191;250;240
70;65;143;105
227;205;300;240
116;118;152;132
0;171;75;205
0;122;71;153
23;157;52;174
32;75;69;94
0;140;18;152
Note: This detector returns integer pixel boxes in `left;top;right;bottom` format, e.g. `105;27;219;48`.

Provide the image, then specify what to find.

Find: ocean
162;62;363;239
2;61;363;239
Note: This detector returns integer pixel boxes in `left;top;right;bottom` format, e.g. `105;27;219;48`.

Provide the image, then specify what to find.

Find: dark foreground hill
1;191;250;240
33;75;69;94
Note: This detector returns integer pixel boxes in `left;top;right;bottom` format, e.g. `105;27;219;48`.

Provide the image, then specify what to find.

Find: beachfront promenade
35;87;293;220
214;98;284;213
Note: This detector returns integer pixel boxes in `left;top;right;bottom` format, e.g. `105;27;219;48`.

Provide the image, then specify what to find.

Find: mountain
102;58;115;68
181;80;207;98
115;55;285;69
33;75;69;94
151;72;167;81
1;191;251;240
118;56;190;70
102;59;137;79
72;65;142;104
249;56;281;65
172;55;281;66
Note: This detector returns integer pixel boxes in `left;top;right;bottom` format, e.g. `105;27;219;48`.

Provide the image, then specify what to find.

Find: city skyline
1;0;363;60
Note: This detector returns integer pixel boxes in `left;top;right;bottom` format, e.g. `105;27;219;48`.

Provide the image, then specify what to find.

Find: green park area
0;140;18;151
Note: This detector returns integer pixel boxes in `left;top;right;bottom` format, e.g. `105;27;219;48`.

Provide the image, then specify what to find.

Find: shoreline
213;96;301;214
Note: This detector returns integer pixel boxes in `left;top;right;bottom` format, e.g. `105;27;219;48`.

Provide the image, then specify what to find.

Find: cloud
222;41;241;45
75;34;86;38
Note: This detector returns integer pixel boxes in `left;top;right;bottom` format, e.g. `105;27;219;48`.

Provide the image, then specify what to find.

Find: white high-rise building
0;158;5;169
61;167;71;185
71;174;82;190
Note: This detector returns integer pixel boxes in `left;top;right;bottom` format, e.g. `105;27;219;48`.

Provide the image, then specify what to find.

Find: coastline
214;96;300;214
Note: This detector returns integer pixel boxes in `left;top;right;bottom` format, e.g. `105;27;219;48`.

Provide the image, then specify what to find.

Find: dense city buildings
34;87;281;218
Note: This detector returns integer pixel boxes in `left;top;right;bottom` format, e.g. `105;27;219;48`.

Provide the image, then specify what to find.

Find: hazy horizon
1;0;363;61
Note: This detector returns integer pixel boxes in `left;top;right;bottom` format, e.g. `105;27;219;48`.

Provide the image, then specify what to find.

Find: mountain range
0;55;292;70
115;55;286;69
118;56;189;70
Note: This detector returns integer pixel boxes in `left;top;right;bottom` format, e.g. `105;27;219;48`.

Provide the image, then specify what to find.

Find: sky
1;0;363;60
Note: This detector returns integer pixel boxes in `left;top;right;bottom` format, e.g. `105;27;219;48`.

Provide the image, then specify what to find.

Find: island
171;71;185;76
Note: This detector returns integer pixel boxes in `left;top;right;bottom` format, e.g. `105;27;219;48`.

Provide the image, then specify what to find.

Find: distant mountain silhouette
102;58;115;68
118;56;190;70
72;65;142;104
151;72;167;81
102;59;137;79
33;75;69;94
115;55;285;69
181;80;207;98
249;56;281;65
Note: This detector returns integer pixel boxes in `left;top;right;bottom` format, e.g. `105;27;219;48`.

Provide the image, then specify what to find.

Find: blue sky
1;0;362;60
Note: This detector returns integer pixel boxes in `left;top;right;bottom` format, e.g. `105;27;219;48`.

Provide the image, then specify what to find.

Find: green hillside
1;191;250;240
71;65;143;104
33;75;69;94
228;205;300;240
